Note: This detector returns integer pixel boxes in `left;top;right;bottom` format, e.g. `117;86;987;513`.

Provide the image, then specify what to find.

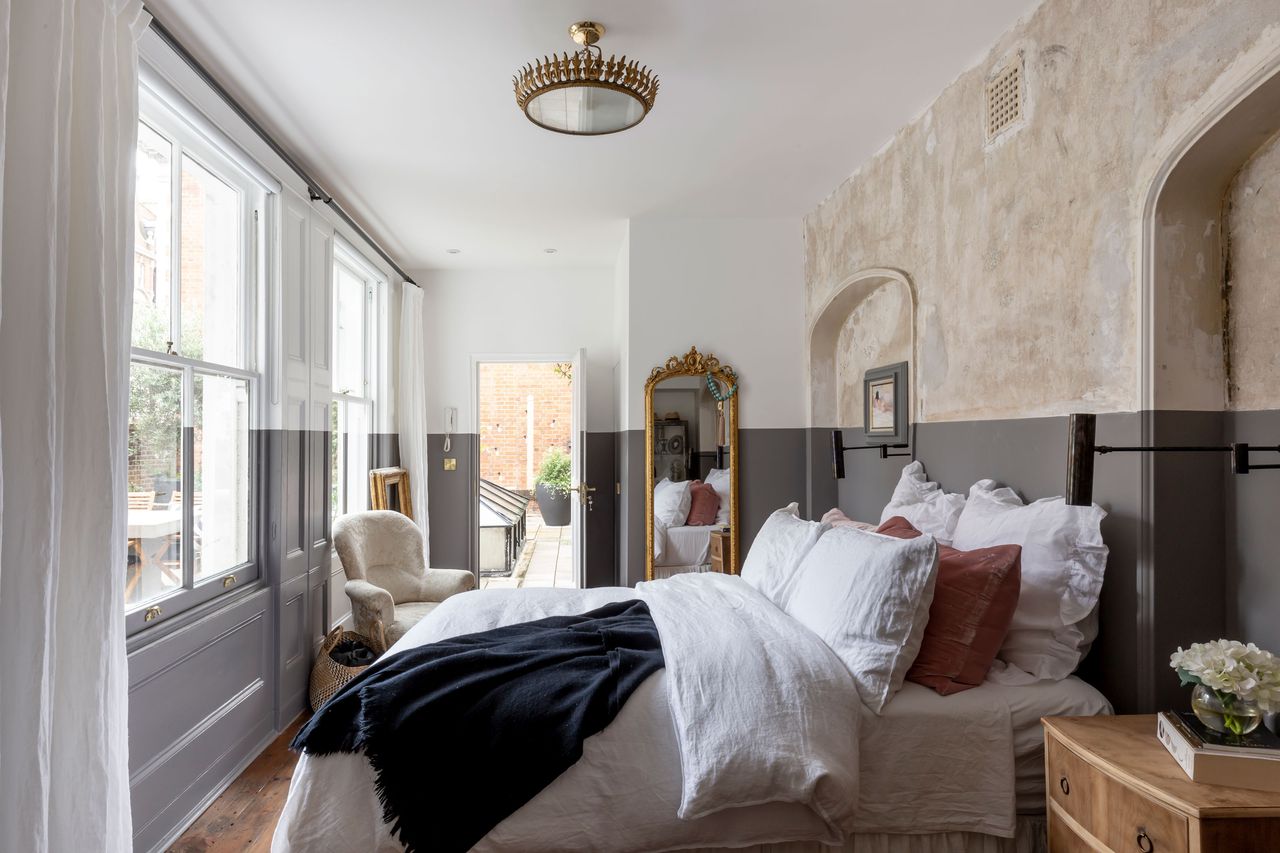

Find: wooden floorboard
169;717;304;853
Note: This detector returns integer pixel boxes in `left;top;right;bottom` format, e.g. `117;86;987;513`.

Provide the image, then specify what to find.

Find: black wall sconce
831;429;910;480
1065;413;1280;506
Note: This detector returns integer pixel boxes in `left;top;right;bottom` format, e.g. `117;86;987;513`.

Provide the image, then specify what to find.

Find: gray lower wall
737;428;813;554
1225;410;1280;656
811;410;1280;714
127;587;274;853
427;433;477;571
824;414;1145;712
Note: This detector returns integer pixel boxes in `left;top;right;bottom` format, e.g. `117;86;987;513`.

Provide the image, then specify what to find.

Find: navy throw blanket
292;599;664;853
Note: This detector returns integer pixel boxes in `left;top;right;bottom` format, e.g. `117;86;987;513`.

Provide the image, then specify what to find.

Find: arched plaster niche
1132;43;1280;712
1142;49;1280;411
809;268;916;428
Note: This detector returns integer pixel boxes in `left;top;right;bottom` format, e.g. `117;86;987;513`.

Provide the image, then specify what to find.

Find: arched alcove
1138;51;1280;712
808;268;916;429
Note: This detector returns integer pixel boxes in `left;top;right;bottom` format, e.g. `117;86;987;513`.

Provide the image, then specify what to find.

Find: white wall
418;268;618;433
613;224;630;431
624;217;806;431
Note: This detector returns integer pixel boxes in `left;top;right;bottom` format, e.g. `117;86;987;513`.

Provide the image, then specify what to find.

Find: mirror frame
369;466;414;520
645;346;739;581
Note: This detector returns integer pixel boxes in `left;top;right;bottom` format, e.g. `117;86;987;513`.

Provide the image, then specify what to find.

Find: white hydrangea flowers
1171;639;1280;713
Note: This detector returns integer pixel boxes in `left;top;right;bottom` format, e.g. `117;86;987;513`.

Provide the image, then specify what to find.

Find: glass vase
1191;683;1262;736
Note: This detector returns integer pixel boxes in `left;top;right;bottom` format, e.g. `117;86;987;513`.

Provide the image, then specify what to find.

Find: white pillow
951;480;1108;681
879;461;965;545
740;503;826;606
705;468;732;526
653;478;692;528
784;526;939;713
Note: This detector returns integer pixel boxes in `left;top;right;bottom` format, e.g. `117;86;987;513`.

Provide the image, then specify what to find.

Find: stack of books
1156;711;1280;793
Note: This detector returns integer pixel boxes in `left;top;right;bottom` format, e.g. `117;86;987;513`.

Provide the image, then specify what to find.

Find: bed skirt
678;814;1046;853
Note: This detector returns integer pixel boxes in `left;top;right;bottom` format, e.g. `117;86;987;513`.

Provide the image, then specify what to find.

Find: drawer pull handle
1059;776;1070;795
1136;828;1153;852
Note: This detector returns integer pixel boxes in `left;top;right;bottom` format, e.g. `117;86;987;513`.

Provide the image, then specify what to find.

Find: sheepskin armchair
333;510;475;646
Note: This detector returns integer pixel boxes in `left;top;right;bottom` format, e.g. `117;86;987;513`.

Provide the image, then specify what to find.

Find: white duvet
274;574;863;852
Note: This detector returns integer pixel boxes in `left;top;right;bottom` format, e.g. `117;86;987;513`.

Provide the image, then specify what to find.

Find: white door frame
470;353;583;588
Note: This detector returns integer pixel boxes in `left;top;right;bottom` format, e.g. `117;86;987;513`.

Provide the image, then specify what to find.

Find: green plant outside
535;447;572;497
128;300;205;490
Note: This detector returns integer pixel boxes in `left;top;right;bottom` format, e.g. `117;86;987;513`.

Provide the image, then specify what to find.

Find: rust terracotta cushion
876;515;1022;695
686;480;721;526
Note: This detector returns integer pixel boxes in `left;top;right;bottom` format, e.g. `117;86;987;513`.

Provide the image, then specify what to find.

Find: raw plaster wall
834;284;911;428
1224;135;1280;658
1226;130;1280;411
804;0;1280;422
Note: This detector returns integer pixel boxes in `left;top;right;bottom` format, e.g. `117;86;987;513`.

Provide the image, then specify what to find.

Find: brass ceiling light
514;21;659;136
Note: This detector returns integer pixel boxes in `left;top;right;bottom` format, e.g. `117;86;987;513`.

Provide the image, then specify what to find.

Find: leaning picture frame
863;361;908;445
369;467;414;520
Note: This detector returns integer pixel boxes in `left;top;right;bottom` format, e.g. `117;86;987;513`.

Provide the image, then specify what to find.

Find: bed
654;523;714;574
272;583;1109;853
275;464;1111;852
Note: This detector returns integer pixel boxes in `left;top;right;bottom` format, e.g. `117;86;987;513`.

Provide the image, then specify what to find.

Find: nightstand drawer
1048;808;1096;853
1047;737;1097;832
1094;772;1188;853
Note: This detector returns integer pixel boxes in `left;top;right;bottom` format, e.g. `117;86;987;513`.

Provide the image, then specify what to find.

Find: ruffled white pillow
653;478;692;528
879;461;965;545
951;480;1108;681
740;503;826;606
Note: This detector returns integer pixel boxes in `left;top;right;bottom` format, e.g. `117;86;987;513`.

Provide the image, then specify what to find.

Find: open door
569;348;589;588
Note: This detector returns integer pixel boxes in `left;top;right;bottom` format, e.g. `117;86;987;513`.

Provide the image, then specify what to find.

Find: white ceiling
147;1;1040;271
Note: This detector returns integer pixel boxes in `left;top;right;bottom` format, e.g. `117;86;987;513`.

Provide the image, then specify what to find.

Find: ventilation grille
985;58;1024;142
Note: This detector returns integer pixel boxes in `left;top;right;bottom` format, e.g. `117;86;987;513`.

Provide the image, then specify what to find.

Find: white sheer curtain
0;1;147;850
398;283;432;563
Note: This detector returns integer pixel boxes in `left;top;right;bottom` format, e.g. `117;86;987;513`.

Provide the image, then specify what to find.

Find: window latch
165;340;175;355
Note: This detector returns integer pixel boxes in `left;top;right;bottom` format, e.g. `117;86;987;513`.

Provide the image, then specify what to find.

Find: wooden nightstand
708;529;731;573
1043;715;1280;852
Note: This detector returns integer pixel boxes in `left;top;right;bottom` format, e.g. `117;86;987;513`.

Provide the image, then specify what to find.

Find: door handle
569;484;597;509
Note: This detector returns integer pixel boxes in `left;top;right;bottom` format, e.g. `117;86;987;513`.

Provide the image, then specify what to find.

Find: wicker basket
309;622;386;712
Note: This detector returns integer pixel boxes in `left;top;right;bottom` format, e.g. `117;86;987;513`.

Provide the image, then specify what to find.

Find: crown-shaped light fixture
513;21;659;136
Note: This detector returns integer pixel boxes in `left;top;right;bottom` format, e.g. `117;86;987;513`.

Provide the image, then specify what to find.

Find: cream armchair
333;510;475;646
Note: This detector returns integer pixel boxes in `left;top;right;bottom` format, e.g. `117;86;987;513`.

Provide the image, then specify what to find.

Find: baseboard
143;725;278;853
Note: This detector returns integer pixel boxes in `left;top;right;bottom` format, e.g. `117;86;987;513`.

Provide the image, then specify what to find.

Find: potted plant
534;448;573;527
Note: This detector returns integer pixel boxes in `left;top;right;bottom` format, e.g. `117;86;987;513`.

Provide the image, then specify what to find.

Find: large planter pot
535;483;572;527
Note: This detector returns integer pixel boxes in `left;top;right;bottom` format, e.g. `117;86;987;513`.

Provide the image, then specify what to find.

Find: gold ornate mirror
645;347;739;581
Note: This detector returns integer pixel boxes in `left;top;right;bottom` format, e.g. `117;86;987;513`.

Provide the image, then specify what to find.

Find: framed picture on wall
863;362;908;445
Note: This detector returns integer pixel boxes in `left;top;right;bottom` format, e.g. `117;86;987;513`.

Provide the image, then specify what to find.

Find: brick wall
478;362;573;491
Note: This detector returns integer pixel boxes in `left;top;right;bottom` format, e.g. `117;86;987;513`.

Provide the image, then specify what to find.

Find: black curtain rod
145;11;419;288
